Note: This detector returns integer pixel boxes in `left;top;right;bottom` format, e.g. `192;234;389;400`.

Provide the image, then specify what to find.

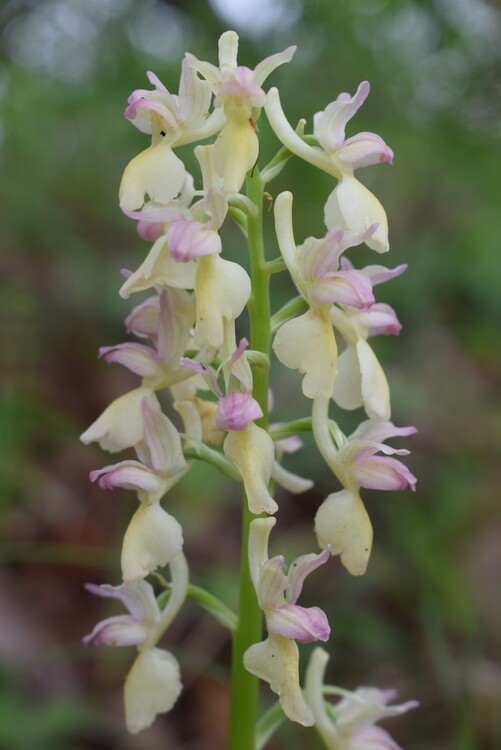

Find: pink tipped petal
339;132;394;169
361;303;402;336
146;71;167;91
125;296;160;339
216;66;265;105
285;547;331;605
267;603;330;643
350;724;404;750
230;337;249;368
99;343;159;377
362;263;407;287
350;420;417;444
140;397;187;476
83;615;146;648
90;461;163;493
311;269;375;309
215;392;263;431
179;357;222;396
167;220;222;263
313;81;371;151
353;455;417;492
137;220;165;242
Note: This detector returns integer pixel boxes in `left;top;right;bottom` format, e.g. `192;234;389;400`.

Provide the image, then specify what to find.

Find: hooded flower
305;648;418;750
266;84;393;252
186;31;296;193
119;62;224;210
244;518;331;725
272;191;378;400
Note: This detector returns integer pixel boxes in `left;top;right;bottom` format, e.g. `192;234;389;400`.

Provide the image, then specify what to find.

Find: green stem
227;167;271;750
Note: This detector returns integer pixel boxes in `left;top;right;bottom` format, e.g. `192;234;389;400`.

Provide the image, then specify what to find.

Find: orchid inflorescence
81;31;417;747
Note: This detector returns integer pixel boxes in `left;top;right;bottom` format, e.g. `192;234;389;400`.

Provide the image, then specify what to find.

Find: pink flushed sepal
83;581;160;648
267;603;330;643
89;461;163;494
215;392;263;431
167;219;222;262
99;343;159;378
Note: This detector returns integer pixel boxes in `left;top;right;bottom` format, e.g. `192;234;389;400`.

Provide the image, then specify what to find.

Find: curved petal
324;176;389;253
305;648;341;749
119;235;196;299
83;615;146;647
99;343;159;378
273;309;337;400
315;490;373;576
224;423;278;515
121;501;184;584
80;387;157;453
90;460;163;492
213;119;259;194
331;345;363;411
271;461;314;494
119;141;186;211
215;392;263;431
138;398;187;476
352;455;417;492
244;635;315;726
313;82;370;151
267;603;330;643
339;131;394;169
194;255;251;348
125;648;182;734
285;547;331;605
357;340;391;421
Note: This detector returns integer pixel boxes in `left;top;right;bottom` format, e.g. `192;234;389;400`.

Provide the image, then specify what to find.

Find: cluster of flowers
81;31;417;746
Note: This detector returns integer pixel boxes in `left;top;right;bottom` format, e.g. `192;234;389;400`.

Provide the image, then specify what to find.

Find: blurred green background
1;0;500;748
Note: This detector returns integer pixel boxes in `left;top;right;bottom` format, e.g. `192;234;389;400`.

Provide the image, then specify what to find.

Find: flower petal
194;255;251;348
324;176;389;253
244;635;315;726
315;490;373;576
121;501;184;584
273;309;337;400
119;235;196;299
285;547;331;605
80;387;157;453
357;339;391;421
83;615;146;648
125;648;182;734
332;345;363;411
215;392;263;431
224;423;278;515
90;461;163;493
119;140;186;211
99;343;159;378
267;603;330;643
313;81;370;151
213;119;259;194
352;455;417;492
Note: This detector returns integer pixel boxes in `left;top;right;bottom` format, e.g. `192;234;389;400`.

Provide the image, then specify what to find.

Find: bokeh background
1;0;500;748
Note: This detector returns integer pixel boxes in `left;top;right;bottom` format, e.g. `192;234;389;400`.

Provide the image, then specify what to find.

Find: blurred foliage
1;0;501;748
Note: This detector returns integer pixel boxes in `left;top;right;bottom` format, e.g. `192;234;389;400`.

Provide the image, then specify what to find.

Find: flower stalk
228;166;270;750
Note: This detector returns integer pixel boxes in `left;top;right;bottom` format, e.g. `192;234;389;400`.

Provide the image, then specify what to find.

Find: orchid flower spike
244;519;331;725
